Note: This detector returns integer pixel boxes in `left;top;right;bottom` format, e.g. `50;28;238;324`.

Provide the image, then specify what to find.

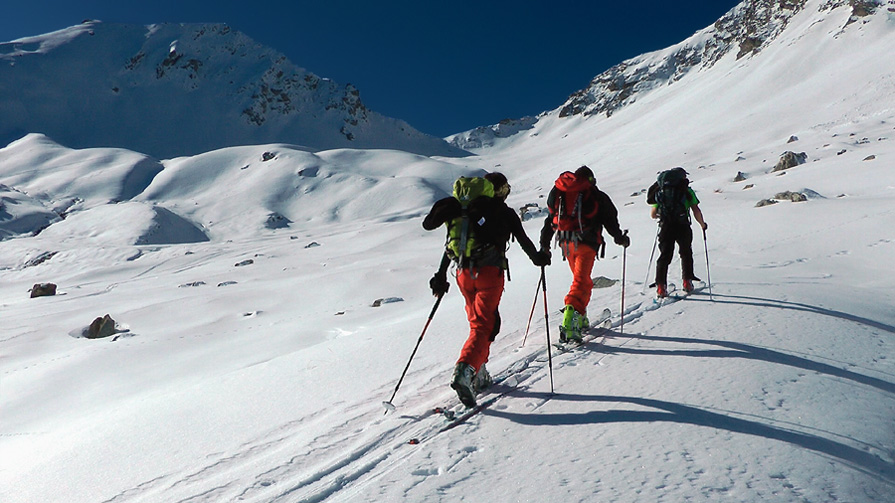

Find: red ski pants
456;266;504;372
561;242;597;315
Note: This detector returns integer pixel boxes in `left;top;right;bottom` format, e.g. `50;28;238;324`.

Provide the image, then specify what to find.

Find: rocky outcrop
447;116;539;150
30;283;57;298
773;151;808;172
823;0;882;26
756;188;818;207
372;297;404;307
87;314;117;339
775;190;809;202
559;1;812;119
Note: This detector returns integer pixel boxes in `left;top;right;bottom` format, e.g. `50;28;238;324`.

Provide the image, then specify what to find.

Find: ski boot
579;311;590;332
473;364;492;393
559;305;584;343
451;362;477;407
682;279;694;293
656;283;668;298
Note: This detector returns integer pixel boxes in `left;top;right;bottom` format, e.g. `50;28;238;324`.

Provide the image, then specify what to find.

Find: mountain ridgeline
0;22;468;159
448;0;885;150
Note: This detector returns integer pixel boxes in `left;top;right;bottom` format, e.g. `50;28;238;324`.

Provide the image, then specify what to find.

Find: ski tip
382;401;397;413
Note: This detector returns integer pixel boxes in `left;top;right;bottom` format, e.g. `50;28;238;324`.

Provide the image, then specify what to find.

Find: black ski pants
655;222;695;286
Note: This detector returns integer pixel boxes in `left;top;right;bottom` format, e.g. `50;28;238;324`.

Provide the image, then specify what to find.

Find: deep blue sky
2;1;740;137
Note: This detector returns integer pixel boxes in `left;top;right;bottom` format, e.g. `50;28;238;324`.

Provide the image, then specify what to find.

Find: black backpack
650;168;690;225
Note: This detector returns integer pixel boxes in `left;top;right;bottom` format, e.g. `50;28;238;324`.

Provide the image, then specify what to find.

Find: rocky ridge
448;0;885;150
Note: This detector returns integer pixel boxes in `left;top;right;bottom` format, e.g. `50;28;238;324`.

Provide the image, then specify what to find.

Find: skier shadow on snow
487;393;895;483
593;332;895;395
688;292;895;335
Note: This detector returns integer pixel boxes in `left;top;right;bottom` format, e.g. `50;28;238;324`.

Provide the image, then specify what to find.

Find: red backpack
551;171;598;234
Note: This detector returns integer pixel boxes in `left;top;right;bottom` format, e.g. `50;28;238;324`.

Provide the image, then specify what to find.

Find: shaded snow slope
0;22;468;159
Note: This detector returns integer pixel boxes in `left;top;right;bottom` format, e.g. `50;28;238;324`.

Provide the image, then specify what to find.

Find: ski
404;353;543;443
653;281;706;305
552;317;611;353
438;388;511;432
553;307;611;353
435;311;613;435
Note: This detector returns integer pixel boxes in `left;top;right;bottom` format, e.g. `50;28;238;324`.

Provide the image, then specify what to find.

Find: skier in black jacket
423;172;548;407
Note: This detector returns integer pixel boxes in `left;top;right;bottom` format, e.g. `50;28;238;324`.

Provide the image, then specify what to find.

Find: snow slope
1;1;894;502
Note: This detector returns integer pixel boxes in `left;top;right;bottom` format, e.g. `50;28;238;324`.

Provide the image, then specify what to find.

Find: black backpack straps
575;191;584;232
457;207;470;268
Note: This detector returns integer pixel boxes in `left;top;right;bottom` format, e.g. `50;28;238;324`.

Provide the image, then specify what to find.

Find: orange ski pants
561;242;597;315
456;266;504;372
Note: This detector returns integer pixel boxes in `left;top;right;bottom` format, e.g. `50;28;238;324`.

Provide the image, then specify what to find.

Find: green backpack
445;176;495;266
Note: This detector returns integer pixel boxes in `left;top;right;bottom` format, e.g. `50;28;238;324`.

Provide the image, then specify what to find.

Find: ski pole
383;293;444;413
620;230;628;335
643;226;659;293
540;266;555;394
520;273;543;347
703;227;713;300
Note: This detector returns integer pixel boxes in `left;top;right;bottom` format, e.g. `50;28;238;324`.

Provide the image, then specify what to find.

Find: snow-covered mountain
0;21;468;159
2;1;894;502
448;0;889;151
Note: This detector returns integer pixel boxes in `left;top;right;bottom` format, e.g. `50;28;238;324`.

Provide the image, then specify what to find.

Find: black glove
531;249;551;267
429;272;450;297
701;221;708;231
614;234;631;248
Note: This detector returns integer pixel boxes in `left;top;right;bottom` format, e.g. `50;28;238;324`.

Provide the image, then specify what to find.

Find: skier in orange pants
560;240;598;316
424;173;550;407
539;166;630;342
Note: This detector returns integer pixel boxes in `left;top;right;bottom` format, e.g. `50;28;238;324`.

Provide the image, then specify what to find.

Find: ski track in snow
95;282;895;502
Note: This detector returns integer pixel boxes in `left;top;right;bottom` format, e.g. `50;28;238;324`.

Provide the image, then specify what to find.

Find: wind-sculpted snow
0;134;164;207
0;184;59;239
136;144;479;239
0;137;478;242
34;202;208;246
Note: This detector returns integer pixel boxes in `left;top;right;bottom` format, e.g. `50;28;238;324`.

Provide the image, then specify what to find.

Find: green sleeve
686;188;700;208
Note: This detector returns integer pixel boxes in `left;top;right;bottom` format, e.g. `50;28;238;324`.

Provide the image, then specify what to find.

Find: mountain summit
0;21;467;158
